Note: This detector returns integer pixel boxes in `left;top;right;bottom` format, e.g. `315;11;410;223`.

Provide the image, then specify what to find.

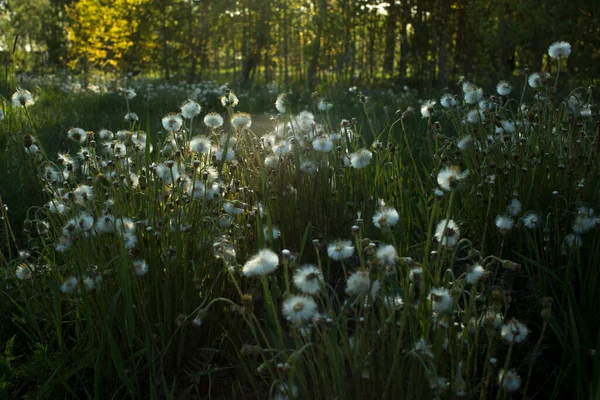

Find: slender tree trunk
384;1;398;79
307;0;326;90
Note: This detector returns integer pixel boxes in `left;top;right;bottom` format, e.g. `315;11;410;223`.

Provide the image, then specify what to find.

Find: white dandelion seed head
376;244;398;266
345;270;380;297
133;259;149;276
273;141;292;155
220;92;239;107
264;226;280;241
293;264;323;295
565;233;583;248
312;136;334;153
457;135;473;151
428;287;453;314
156;162;181;184
162;113;183;132
327;240;355;261
224;202;244;216
349;149;373;169
264;155;279;169
437;166;469;191
420;100;436;118
190;136;211;155
282;295;318;324
16;264;34;280
528;73;543;89
463;86;483;105
495;214;515;232
501;319;529;343
318;99;333;111
372;207;399;228
440;93;457;108
548;41;571;59
300;160;317;174
466;264;485;285
275;94;287;113
242;248;279;277
231;112;252;130
214;147;235;162
124;112;139;122
496;81;512;96
498;369;522;392
181;100;201;119
467;109;485;124
522;212;541;229
204;112;224;128
507;199;522;217
61;276;78;293
11;89;34;107
68;128;87;144
434;219;460;247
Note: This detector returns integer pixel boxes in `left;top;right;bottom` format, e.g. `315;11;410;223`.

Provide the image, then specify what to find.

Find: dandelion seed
440;93;456;108
204;112;224;128
345;270;380;297
467;109;485;124
457;135;473;151
296;111;315;133
312;136;333;153
420;100;436;118
376;244;398;266
162;113;183;132
11;89;34;107
220;92;239;107
372;207;399;228
349;149;372;169
522;212;541;229
275;94;287;113
68;128;87;144
434;219;460;247
264;226;280;241
181;100;201;119
96;214;115;234
466;264;485;285
224;202;244;215
580;105;592;118
414;338;434;358
437;166;469;191
548;41;571;59
573;207;596;234
528;73;542;89
501;319;529;343
507;199;522;217
300;160;317;174
273;141;292;155
133;260;149;276
327;240;354;261
497;81;512;96
231;112;252;130
242;249;279;277
120;87;136;100
318;99;333;111
495;215;515;233
215;147;235;162
83;275;97;291
61;276;78;293
293;264;323;295
16;264;34;280
463;86;483;104
73;185;94;203
124;112;139;122
156;162;181;184
429;287;453;313
501;120;516;134
498;369;522;392
190;136;211;155
264;155;279;168
565;233;583;248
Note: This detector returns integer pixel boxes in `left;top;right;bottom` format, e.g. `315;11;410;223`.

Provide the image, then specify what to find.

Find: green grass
0;64;599;399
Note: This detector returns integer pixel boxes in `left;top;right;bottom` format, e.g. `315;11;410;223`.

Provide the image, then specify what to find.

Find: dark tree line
1;0;599;90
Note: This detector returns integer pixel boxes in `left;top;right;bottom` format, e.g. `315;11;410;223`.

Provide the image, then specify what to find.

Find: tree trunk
383;0;398;79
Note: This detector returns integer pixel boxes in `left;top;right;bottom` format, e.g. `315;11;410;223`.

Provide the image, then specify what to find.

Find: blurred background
1;0;599;91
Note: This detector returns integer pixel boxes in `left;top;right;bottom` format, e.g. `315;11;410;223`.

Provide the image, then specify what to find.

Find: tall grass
0;45;598;399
